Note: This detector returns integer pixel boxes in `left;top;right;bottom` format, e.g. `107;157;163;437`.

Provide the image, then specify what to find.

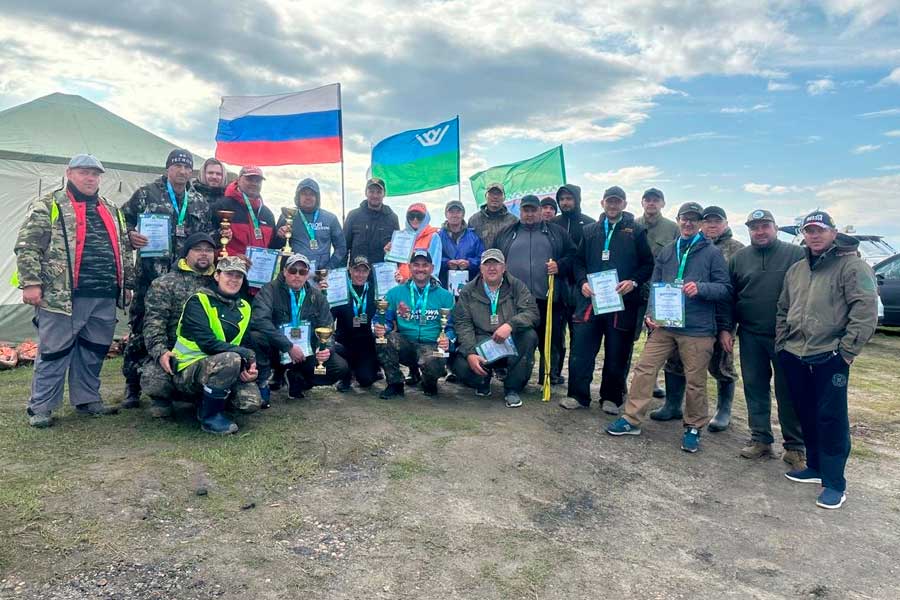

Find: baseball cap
239;166;265;179
181;233;216;258
519;194;540;208
216;255;248;275
166;148;193;170
677;202;704;218
410;249;433;264
702;206;727;220
285;254;311;269
350;255;371;269
540;197;558;210
445;199;465;212
481;248;505;264
642;188;664;201
67;154;105;173
486;182;505;194
366;177;385;191
745;209;775;226
801;210;836;230
603;186;626;201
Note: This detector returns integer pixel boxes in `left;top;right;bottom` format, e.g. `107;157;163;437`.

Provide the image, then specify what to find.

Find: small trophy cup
313;327;333;375
375;299;389;344
217;210;235;258
433;308;451;358
315;269;329;298
281;207;297;255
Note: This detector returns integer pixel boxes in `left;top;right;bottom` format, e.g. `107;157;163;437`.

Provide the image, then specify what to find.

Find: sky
1;0;899;248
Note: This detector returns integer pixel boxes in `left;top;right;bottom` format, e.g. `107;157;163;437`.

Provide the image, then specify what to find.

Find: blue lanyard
166;181;188;226
483;282;499;316
290;287;307;326
299;209;319;242
408;281;430;316
349;280;368;317
603;217;618;252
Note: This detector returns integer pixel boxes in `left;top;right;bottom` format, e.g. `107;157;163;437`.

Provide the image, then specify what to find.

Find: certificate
282;322;312;356
588;270;624;315
384;230;415;264
138;213;171;258
448;269;469;296
326;267;349;307
476;336;518;364
374;262;399;298
246;247;281;288
652;282;685;328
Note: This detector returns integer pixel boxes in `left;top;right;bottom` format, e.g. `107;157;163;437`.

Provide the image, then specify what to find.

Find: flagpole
338;83;346;221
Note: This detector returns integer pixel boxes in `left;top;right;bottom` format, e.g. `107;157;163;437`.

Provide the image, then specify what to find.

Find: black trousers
452;329;539;393
335;339;380;387
536;298;565;382
250;330;349;390
567;312;636;407
551;303;573;379
779;350;851;492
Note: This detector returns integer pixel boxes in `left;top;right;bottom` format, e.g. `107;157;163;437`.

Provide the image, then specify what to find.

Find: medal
353;317;361;327
673;278;683;286
602;250;610;261
490;314;499;325
309;239;319;250
290;327;301;338
175;225;186;237
253;226;263;240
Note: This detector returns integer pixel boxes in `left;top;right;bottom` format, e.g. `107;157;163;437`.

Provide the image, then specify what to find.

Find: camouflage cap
216;256;248;275
486;182;505;194
481;248;505;264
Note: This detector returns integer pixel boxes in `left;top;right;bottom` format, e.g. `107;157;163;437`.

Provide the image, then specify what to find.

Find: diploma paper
652;282;685;328
384;230;415;264
246;247;281;288
374;262;399;298
447;269;469;296
588;270;624;315
138;213;172;258
282;322;312;357
326;267;349;307
476;336;518;364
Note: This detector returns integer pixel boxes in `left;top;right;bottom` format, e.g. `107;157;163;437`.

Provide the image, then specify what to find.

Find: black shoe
475;382;492;397
422;381;438;396
259;386;271;410
405;369;421;387
75;402;119;417
550;374;565;385
269;370;286;391
335;380;353;393
121;382;141;409
379;383;405;399
287;386;305;400
708;380;735;432
650;372;684;421
445;373;459;384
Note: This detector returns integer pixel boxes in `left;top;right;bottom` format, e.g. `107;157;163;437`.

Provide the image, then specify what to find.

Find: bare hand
129;230;148;249
718;330;734;354
683;282;699;298
384;241;392;253
318;279;329;291
581;282;593;298
240;362;258;383
644;315;659;330
315;349;330;363
457;259;470;270
124;290;133;305
467;353;488;377
277;225;290;239
438;337;450;351
546;259;558;275
492;323;512;343
373;323;387;337
393;269;404;283
159;351;175;375
615;280;635;295
22;285;42;306
289;345;305;363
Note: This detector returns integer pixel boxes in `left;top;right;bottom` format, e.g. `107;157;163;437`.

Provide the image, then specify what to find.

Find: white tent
0;93;201;342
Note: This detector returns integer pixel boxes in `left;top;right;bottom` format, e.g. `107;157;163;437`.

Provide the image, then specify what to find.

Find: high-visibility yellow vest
172;292;251;372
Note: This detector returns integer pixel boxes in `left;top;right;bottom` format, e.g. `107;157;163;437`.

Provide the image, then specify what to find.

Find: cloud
641;132;726;149
584;165;663;189
815;173;900;240
803;135;824;144
876;67;900;86
851;144;882;154
720;103;772;114
806;78;836;95
743;182;814;195
876;165;900;171
859;108;900;118
884;130;900;137
767;80;798;91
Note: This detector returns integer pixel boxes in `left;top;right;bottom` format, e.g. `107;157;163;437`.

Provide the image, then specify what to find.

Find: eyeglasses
679;216;700;223
286;267;309;275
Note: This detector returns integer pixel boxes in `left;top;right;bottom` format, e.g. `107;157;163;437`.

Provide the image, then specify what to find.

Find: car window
858;240;890;257
876;257;900;280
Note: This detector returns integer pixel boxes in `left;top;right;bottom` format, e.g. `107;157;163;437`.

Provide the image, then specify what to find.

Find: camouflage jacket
712;228;745;263
121;176;214;293
14;188;134;316
142;259;215;360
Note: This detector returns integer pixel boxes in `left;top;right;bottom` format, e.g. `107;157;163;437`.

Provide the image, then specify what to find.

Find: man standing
730;210;806;468
468;183;518;248
375;250;455;399
438;199;484;291
17;155;133;427
561;186;654;413
344;177;400;265
776;211;877;509
606;202;731;453
140;233;217;418
192;158;227;210
540;197;558;222
493;195;575;386
121;149;213;409
274;178;347;270
215;166;277;258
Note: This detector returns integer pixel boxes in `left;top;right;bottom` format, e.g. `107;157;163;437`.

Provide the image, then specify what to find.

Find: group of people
15;149;879;510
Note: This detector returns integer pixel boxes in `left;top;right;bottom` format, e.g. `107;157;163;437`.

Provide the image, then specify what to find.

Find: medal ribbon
299;209;319;243
408;281;430;320
290;287;307;327
241;192;263;236
483;282;500;318
349;280;368;317
166;180;188;226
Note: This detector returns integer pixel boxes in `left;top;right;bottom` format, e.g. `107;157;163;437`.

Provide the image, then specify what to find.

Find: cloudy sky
1;0;899;246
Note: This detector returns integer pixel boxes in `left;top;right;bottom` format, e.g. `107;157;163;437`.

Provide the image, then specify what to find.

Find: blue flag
371;117;460;196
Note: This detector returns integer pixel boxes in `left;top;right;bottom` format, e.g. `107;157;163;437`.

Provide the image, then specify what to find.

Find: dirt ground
1;333;899;600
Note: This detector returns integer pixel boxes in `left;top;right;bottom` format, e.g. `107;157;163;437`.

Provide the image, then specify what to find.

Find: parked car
874;253;900;327
778;225;897;267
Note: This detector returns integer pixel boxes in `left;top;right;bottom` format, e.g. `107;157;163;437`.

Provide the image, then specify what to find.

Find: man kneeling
171;256;260;434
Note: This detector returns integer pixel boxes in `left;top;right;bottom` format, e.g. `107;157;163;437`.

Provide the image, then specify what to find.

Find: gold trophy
433;308;451;358
375;299;389;344
313;327;333;375
280;206;297;255
315;268;329;298
217;209;235;258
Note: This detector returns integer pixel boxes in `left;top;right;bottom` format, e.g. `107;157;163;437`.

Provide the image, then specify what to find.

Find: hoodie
273;178;347;269
344;198;400;265
396;204;443;282
214;181;277;258
468;203;518;248
550;184;595;247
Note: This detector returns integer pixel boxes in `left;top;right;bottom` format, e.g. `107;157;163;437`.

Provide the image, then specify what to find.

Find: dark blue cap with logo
801;210;836;230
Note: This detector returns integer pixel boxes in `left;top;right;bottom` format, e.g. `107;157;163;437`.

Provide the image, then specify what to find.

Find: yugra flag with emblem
215;84;342;166
470;146;566;206
371;117;459;196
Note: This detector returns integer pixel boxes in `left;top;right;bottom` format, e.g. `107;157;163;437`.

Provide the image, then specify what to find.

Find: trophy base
375;338;388;345
314;365;327;376
432;350;449;359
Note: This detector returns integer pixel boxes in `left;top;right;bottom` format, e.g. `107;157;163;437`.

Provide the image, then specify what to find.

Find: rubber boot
650;371;685;421
198;386;238;435
122;380;141;409
708;380;735;432
258;386;271;410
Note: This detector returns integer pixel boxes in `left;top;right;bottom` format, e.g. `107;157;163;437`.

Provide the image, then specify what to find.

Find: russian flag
215;84;343;166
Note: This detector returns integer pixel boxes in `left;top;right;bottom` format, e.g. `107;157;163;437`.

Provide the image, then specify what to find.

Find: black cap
410;249;433;264
642;187;664;201
702;206;727;220
519;194;540;208
445;199;465;212
166;148;193;170
677;202;704;218
350;255;371;269
801;210;836;230
540;197;558;210
181;232;216;258
603;186;626;201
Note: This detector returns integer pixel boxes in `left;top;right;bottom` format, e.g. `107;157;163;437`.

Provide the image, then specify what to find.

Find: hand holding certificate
652;282;685;328
326;268;349;307
138;214;172;258
588;270;624;315
448;269;469;296
282;322;312;356
374;262;400;298
384;230;415;264
476;336;518;364
246;247;281;288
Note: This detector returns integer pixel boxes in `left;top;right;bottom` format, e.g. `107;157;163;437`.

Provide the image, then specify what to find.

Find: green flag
470;146;566;206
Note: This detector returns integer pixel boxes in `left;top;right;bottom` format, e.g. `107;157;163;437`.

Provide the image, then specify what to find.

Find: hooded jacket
192;180;225;212
550;184;595;247
214;181;277;257
396;208;443;282
273;178;347;269
468;203;518;248
492;219;576;301
344;199;400;265
438;219;485;288
776;235;878;361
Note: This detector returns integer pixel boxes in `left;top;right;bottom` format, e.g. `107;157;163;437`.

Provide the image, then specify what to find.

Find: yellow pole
542;273;554;402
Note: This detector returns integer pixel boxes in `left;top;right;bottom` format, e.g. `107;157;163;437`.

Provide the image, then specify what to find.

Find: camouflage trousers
122;294;147;386
172;352;261;413
376;332;446;387
664;337;737;383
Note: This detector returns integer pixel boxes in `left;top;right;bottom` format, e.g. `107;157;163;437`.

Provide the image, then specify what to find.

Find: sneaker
559;396;588;410
816;488;846;510
335;380;353;393
75;402;119;417
606;417;641;436
379;383;405;400
784;468;822;484
149;400;174;418
782;449;807;471
28;410;53;428
740;441;773;459
475;382;492;397
601;400;620;415
681;428;701;453
504;391;522;408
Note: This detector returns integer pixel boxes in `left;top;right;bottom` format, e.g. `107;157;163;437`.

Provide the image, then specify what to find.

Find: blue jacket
383;278;456;345
438;221;485;288
274;178;347;269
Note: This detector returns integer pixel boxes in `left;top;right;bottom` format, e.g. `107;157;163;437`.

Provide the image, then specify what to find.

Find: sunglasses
408;212;425;221
286;267;309;275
